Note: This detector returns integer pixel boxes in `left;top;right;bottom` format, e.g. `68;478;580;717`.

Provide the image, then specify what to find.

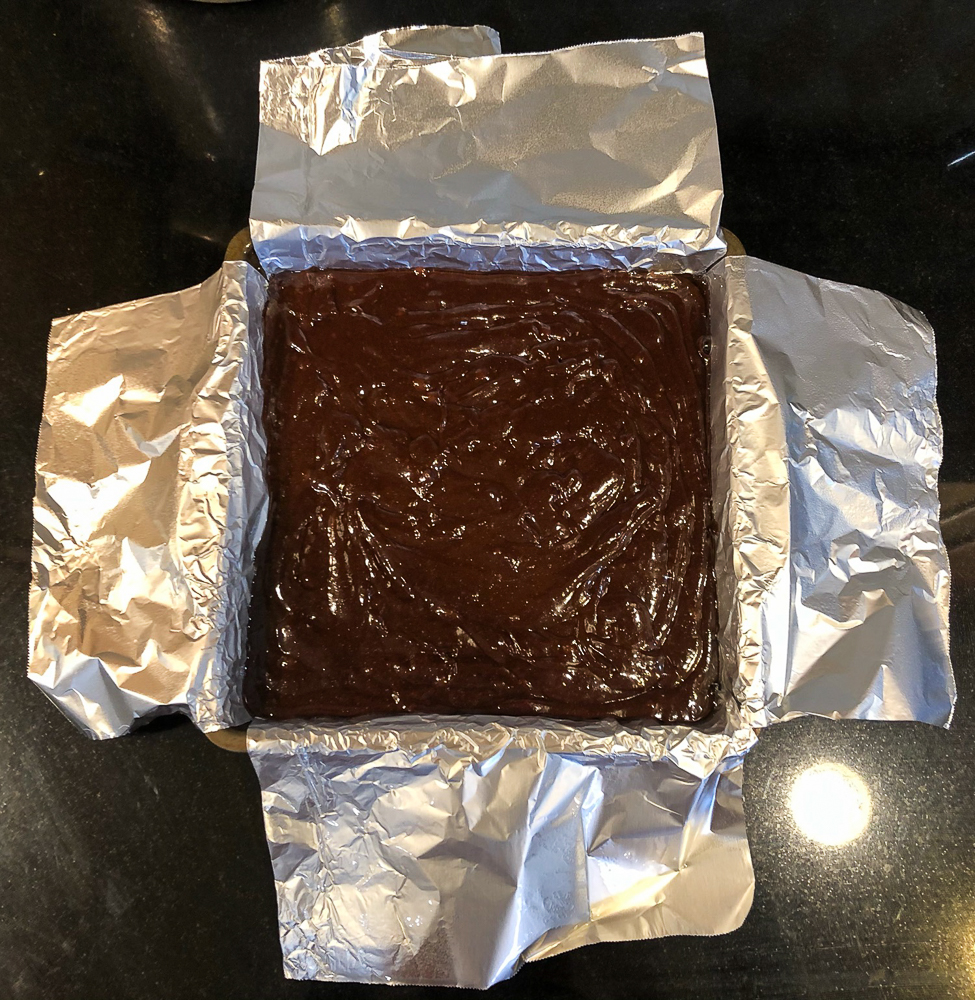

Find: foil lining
29;261;267;738
251;33;725;274
246;710;755;988
715;255;954;727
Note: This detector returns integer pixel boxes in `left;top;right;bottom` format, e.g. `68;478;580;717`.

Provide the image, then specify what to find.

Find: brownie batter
245;267;717;722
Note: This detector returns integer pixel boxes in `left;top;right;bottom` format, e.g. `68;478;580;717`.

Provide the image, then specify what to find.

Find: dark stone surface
2;2;974;997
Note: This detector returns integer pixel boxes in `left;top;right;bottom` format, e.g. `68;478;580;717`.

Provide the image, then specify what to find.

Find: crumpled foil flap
251;33;725;274
29;261;267;738
713;256;954;727
247;711;755;988
258;24;501;83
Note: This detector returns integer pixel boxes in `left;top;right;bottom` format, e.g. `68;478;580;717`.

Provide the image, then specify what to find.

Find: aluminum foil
258;24;501;81
713;255;954;727
247;710;755;988
255;22;502;174
251;33;725;274
26;20;955;992
29;261;267;738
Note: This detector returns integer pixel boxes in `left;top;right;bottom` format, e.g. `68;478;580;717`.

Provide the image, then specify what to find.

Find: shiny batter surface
245;268;717;722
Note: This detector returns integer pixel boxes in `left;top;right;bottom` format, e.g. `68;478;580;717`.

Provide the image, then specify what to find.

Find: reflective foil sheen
251;33;725;274
29;261;267;738
714;256;953;727
247;712;755;988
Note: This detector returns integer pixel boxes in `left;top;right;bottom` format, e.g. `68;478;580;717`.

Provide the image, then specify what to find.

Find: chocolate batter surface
245;268;716;722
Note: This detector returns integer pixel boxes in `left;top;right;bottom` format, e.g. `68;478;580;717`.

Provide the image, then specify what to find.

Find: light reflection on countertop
789;762;872;846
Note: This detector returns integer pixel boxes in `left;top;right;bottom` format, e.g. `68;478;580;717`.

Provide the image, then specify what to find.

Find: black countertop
3;2;975;998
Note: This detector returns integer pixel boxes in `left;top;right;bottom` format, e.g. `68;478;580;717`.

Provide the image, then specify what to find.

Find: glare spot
789;763;871;846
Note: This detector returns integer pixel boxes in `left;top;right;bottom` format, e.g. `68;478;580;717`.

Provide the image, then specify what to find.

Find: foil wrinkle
251;33;725;274
29;261;267;738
